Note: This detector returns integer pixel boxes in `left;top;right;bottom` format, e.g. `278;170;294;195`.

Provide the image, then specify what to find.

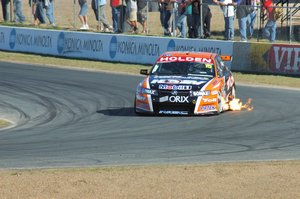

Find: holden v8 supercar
134;51;236;115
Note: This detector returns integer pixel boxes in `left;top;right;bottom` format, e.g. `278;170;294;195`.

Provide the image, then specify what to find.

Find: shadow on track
97;107;136;117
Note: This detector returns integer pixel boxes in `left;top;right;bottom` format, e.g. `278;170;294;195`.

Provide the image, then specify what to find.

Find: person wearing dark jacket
236;0;252;41
1;0;10;21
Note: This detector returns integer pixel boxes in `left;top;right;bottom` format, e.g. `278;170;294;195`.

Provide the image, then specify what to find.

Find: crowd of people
0;0;282;42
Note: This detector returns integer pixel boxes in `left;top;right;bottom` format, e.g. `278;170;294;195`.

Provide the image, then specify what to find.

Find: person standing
1;0;10;21
127;0;138;33
213;0;235;40
137;0;147;33
248;0;259;39
175;0;187;38
160;0;174;36
78;0;89;30
263;0;276;42
92;0;113;32
35;0;55;26
110;0;127;33
13;0;26;23
236;0;251;41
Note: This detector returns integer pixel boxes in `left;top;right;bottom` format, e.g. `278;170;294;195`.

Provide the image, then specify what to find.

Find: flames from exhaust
224;98;254;111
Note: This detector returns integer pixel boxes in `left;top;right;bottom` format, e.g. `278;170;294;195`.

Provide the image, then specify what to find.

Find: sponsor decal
269;44;300;72
57;32;64;54
9;29;16;49
171;90;178;95
10;29;52;50
200;105;216;111
159;96;169;102
57;32;103;55
109;36;117;58
167;39;176;51
151;79;205;85
158;56;212;63
158;85;192;90
202;98;217;103
192;91;210;96
159;110;189;115
0;32;4;44
211;90;218;95
111;37;160;58
159;96;189;103
169;96;189;103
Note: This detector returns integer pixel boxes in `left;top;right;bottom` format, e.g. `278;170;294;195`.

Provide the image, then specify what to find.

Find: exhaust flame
228;98;254;111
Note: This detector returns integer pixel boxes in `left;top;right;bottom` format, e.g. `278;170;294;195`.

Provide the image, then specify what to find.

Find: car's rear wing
220;55;232;62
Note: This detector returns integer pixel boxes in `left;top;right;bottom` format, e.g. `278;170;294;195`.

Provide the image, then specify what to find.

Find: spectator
213;0;235;40
236;0;251;41
29;0;39;25
110;0;125;33
201;3;212;38
78;0;89;30
158;0;165;27
127;0;138;33
186;0;193;38
1;0;10;21
14;0;26;23
263;0;276;42
248;0;259;39
191;0;200;38
92;0;113;32
137;0;147;33
35;0;55;26
189;0;211;38
160;0;175;36
175;0;187;38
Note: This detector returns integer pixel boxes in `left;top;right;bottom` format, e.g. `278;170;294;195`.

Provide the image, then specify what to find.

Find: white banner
0;26;234;67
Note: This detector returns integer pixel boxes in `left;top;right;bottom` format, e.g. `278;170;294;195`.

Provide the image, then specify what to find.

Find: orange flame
229;98;253;111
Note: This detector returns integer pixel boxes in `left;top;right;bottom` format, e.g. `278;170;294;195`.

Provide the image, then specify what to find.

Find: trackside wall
0;26;299;75
232;42;300;75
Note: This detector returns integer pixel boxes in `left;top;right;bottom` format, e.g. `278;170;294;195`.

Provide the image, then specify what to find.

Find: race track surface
0;62;300;169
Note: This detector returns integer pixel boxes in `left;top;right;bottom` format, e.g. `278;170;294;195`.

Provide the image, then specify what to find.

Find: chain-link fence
0;0;299;43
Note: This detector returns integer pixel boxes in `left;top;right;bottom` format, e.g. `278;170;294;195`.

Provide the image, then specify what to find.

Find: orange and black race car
134;51;236;115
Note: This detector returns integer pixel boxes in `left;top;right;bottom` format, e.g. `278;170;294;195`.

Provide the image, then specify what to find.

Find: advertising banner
268;44;300;73
0;26;234;67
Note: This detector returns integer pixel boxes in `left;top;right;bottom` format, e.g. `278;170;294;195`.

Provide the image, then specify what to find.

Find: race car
134;51;236;115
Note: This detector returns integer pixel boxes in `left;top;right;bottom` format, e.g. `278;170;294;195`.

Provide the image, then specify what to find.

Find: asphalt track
0;61;300;169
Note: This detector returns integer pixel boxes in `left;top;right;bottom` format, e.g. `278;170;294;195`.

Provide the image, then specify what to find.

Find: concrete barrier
0;25;299;75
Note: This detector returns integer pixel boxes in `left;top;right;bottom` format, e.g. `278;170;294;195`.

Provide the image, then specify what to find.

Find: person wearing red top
110;0;126;33
262;0;276;42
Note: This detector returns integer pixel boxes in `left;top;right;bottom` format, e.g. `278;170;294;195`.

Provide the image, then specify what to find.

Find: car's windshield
150;62;215;77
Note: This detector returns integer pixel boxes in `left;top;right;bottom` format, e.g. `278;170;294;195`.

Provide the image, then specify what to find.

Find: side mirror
140;69;149;75
220;55;232;61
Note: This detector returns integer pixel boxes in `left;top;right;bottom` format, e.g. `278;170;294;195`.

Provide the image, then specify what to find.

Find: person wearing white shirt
213;0;236;40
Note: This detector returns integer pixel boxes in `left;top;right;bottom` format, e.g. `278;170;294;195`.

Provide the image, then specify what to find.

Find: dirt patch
0;161;300;199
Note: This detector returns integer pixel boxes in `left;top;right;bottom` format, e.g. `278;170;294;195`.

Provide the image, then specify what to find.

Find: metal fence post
73;0;77;29
10;0;14;22
146;0;149;34
199;0;203;38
